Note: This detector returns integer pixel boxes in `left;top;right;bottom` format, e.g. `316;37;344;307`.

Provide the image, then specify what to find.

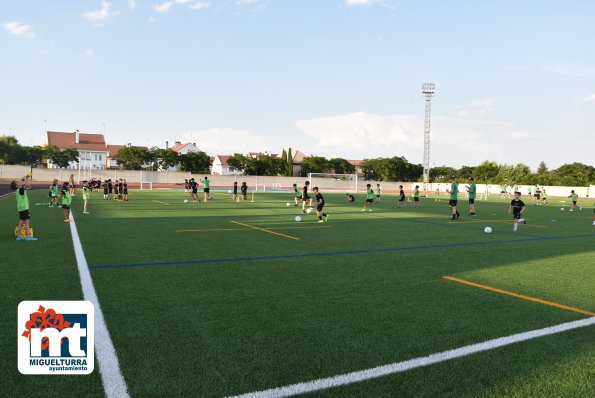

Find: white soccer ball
560;207;565;211
184;199;189;203
286;202;291;207
295;216;302;222
484;226;492;234
306;208;312;214
228;190;232;194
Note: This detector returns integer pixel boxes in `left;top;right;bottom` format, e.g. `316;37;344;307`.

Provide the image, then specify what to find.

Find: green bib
16;188;29;212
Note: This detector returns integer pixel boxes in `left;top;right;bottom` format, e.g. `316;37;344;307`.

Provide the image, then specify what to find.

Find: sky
1;0;595;169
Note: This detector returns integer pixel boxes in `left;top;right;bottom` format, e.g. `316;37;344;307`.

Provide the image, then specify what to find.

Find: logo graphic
18;301;94;375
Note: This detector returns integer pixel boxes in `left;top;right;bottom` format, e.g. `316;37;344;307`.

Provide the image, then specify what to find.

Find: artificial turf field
1;188;594;398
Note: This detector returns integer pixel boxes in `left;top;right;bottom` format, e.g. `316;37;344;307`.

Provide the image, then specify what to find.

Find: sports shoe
16;236;25;241
83;211;90;214
317;220;325;223
25;237;38;241
324;214;329;221
64;219;71;223
361;209;366;212
368;209;373;212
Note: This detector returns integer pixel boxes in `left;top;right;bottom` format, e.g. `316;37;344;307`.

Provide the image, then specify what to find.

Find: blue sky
2;0;594;168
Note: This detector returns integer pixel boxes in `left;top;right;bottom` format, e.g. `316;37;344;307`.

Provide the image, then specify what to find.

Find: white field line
230;317;595;398
69;213;130;398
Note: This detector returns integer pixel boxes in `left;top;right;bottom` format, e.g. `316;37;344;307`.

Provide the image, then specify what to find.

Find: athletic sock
514;224;518;231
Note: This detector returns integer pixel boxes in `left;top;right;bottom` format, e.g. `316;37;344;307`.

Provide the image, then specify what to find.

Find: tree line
1;135;594;185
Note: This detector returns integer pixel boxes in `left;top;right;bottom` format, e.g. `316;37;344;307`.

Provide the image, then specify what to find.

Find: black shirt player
302;180;313;213
509;191;527;232
312;187;328;223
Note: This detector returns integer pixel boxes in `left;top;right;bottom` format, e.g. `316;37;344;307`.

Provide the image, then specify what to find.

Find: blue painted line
89;233;595;270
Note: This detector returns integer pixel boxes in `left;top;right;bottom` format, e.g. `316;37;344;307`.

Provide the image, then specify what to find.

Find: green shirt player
201;177;211;202
568;190;580;211
467;177;477;216
375;184;382;204
60;182;73;223
362;184;374;212
292;183;302;206
448;176;460;220
11;175;37;241
413;185;420;208
83;181;91;214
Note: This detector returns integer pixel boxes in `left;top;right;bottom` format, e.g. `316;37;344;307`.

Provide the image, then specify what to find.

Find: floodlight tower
421;82;436;185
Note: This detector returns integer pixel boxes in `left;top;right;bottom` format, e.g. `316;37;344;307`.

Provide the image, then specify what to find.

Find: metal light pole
422;82;436;185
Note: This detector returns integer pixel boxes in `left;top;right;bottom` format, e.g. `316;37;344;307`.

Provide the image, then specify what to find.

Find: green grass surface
1;188;594;397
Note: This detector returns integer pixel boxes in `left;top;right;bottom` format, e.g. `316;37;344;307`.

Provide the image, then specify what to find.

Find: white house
169;142;201;154
46;131;109;170
211;155;241;176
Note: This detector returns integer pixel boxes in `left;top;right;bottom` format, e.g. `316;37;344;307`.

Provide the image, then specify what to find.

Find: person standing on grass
190;178;199;203
201;176;211;202
11;175;37;241
362;183;374;212
69;174;76;196
49;179;60;207
467;177;477;216
568;190;580;211
108;179;113;200
60;181;72;223
375;184;382;204
82;180;91;214
533;185;541;205
122;180;129;202
509;191;527;233
241;181;248;200
302;180;313;213
184;179;189;193
397;185;406;208
448;176;460;220
233;181;239;201
413;185;420;208
292;183;302;206
312;187;329;223
541;188;548;206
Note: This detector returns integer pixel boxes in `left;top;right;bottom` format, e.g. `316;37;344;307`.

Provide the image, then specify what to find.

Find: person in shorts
413;185;420;208
467;177;477;216
302;180;313;213
375;184;382;204
509;191;527;232
568;190;580;211
201;177;211;202
82;180;91;214
397;185;406;208
60;181;72;222
448;176;460;220
362;183;374;212
312;187;328;223
292;183;302;206
11;175;37;241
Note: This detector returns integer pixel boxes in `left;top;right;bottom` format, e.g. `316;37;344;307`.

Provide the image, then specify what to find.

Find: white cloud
294;112;553;166
190;2;210;10
129;0;136;9
236;0;259;4
458;98;496;117
582;93;595;103
345;0;376;5
469;98;496;108
154;0;199;12
179;128;269;154
544;64;595;78
4;21;36;38
84;48;95;56
84;1;117;21
147;16;155;23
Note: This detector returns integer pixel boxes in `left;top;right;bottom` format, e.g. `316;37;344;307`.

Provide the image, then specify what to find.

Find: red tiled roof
347;160;363;166
170;143;194;152
47;131;108;151
215;155;231;166
106;144;148;157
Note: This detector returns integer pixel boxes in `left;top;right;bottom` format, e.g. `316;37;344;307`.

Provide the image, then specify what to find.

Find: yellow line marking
443;276;595;317
152;200;169;206
230;221;300;240
177;226;332;233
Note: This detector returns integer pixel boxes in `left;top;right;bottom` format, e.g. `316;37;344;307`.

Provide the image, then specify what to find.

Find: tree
551;163;595;186
457;166;476;180
178;151;211;174
430;166;457;182
114;147;148;170
20;146;44;167
473;161;500;183
45;145;79;169
328;158;355;175
0;135;21;164
300;156;330;176
361;157;422;181
148;147;179;171
497;163;532;185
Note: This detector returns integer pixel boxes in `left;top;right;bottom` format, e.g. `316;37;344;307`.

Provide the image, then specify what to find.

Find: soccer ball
306;208;312;214
484;226;492;234
295;216;302;222
286;202;291;207
184;199;188;203
560;207;565;211
228;190;232;194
